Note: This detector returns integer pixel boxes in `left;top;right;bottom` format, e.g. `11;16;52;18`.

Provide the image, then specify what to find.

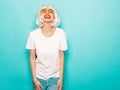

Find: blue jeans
36;77;59;90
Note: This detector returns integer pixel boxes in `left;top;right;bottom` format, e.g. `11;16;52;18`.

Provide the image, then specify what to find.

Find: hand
57;79;63;90
33;79;43;90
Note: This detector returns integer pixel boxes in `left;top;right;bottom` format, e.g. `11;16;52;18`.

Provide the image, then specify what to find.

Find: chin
44;20;54;23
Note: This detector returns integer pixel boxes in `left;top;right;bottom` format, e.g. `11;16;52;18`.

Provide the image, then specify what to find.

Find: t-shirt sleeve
59;31;68;51
26;32;35;49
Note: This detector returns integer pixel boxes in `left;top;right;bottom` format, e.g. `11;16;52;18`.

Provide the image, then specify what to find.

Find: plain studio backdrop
0;0;120;90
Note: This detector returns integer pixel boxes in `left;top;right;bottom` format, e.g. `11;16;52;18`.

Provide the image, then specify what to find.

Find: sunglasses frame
40;8;54;14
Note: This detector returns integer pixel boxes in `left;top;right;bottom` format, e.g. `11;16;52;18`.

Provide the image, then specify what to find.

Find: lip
44;14;51;19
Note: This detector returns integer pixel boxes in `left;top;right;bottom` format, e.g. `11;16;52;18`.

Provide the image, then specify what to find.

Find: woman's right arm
30;49;37;81
30;49;42;90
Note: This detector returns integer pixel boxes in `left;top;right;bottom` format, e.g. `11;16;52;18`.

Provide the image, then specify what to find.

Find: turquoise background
0;0;120;90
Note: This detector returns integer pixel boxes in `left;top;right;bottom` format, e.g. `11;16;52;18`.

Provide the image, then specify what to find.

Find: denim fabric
36;77;59;90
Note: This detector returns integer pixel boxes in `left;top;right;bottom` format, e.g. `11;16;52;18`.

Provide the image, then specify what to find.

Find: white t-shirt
26;28;68;80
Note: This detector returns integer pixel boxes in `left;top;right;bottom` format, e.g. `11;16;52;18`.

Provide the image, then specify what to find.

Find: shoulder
56;28;66;35
29;28;39;37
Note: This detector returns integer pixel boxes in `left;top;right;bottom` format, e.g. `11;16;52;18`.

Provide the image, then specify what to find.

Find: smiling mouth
44;14;51;19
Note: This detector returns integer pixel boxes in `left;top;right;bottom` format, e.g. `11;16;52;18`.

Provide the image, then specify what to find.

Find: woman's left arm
57;50;64;90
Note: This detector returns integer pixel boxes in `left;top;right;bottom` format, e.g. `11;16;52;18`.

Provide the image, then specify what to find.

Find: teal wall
0;0;120;90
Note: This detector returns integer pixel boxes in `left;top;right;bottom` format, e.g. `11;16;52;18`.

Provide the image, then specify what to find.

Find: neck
42;23;55;31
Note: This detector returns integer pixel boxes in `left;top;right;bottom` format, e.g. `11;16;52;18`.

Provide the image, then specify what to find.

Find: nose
45;10;49;14
46;12;49;14
45;13;49;16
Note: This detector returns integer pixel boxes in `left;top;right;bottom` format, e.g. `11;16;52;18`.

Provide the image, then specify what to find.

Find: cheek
51;15;55;20
41;14;45;17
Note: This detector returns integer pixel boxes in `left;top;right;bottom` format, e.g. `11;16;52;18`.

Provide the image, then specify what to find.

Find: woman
26;5;68;90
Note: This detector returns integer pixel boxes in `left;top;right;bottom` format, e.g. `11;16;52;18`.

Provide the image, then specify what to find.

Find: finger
60;86;62;90
39;84;43;89
35;87;39;90
39;83;43;88
56;83;59;87
36;84;41;90
56;86;58;90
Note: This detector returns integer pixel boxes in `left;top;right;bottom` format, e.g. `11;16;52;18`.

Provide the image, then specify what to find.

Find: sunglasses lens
48;9;54;14
41;9;47;13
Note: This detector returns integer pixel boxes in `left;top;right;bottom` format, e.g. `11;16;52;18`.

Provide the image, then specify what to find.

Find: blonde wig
36;5;61;27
